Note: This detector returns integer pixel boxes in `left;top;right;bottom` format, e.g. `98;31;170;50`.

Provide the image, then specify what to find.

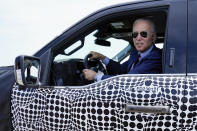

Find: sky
0;0;135;66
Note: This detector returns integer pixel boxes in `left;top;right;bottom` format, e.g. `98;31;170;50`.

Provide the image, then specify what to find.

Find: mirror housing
14;55;41;87
95;39;111;46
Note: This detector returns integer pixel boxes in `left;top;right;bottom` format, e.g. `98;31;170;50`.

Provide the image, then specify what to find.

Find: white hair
133;18;156;33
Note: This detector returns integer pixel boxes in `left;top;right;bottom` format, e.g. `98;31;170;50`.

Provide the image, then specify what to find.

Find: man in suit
83;18;162;81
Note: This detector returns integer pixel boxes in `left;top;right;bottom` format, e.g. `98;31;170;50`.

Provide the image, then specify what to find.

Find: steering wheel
84;54;108;75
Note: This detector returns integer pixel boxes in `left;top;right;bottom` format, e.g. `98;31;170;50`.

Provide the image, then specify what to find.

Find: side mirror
14;55;41;87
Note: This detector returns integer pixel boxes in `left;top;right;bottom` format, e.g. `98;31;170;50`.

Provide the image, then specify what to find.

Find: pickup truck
0;0;196;130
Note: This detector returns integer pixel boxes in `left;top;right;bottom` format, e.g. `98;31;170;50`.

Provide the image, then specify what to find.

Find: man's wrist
94;72;104;82
103;57;110;65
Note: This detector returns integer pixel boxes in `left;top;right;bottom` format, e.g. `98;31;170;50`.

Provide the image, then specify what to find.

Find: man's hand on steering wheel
83;69;96;81
90;51;106;61
83;52;108;81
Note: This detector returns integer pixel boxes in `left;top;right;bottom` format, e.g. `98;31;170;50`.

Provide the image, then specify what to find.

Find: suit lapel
130;45;156;70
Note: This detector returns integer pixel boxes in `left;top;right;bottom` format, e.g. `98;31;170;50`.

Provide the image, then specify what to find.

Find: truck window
50;10;167;86
54;30;130;62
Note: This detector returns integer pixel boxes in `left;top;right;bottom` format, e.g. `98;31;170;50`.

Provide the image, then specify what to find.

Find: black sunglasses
132;31;148;38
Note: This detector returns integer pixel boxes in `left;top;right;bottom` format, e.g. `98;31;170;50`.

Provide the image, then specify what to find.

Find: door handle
125;104;170;114
169;48;175;67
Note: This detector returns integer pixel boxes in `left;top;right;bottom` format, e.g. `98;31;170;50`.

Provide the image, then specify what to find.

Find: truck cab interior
50;10;167;86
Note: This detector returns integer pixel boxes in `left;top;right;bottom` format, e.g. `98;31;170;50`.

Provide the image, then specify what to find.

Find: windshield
54;30;130;62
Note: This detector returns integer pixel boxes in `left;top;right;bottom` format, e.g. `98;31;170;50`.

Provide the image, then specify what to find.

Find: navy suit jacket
102;45;162;80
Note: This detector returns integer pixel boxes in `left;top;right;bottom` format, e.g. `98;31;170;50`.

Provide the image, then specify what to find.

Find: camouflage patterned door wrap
184;75;197;130
11;74;196;130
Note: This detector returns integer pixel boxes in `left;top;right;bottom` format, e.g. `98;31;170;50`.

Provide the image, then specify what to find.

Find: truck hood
0;66;14;76
0;66;14;131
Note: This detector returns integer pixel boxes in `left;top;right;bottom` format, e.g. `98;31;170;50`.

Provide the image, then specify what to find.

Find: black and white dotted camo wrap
11;75;197;130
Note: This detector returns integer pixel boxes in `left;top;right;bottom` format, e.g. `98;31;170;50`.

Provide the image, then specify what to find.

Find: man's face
132;20;156;52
